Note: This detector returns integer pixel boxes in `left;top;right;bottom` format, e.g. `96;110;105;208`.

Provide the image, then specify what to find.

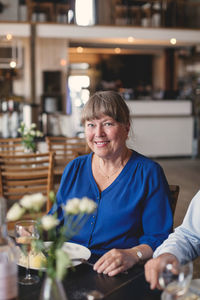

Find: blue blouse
49;150;173;256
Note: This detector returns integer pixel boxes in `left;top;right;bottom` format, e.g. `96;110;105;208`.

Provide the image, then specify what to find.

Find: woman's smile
95;141;109;147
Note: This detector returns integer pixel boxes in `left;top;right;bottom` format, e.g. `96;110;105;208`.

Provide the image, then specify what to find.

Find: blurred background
0;0;199;148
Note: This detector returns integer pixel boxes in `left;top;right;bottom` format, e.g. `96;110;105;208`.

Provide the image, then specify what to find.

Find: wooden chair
0;137;24;155
25;0;54;22
55;2;70;23
169;184;180;216
45;136;90;180
0;152;54;229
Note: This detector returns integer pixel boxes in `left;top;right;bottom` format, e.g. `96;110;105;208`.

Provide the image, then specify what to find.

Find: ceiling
0;23;199;51
37;24;200;49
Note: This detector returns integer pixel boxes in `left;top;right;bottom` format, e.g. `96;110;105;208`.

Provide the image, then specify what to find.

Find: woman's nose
95;125;105;137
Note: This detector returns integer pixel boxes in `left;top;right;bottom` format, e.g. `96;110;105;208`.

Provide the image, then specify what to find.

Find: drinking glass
15;220;40;285
158;261;193;299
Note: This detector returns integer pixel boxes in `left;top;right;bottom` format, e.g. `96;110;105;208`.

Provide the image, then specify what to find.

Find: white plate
17;241;91;271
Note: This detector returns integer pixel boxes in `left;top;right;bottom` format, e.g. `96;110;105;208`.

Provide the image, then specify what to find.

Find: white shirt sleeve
153;190;200;264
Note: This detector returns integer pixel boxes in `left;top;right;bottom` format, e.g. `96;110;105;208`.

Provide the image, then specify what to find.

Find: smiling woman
48;90;173;277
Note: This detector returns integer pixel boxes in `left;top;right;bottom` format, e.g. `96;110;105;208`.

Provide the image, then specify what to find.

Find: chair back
0;152;54;217
25;0;54;21
169;184;180;216
45;136;89;178
0;137;24;154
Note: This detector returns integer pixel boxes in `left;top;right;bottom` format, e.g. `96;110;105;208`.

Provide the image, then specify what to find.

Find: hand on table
144;253;179;290
93;248;139;277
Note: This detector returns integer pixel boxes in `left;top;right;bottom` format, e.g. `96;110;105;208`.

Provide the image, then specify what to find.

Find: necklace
98;162;122;179
98;149;130;179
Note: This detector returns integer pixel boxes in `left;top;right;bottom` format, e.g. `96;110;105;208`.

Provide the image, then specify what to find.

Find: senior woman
49;90;173;276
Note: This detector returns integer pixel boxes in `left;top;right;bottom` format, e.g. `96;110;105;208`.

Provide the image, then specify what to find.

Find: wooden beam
30;23;36;104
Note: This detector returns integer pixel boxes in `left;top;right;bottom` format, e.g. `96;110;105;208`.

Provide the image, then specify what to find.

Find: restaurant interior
0;0;200;299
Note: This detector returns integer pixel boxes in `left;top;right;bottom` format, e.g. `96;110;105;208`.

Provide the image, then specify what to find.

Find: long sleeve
153;190;200;264
137;160;173;250
48;151;173;256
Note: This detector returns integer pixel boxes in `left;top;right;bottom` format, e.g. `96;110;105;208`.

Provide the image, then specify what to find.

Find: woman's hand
144;253;179;290
93;248;138;276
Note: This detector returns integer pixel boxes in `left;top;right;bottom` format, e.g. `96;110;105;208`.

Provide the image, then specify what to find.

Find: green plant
7;192;97;280
18;122;43;152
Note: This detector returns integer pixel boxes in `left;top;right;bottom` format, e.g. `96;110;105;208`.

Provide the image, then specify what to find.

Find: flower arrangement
18;122;43;153
7;192;97;281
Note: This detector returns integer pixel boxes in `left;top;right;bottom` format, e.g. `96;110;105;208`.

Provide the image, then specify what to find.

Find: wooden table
18;263;162;300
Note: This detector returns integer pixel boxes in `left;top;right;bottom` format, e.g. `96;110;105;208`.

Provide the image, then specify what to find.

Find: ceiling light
60;59;67;66
77;47;83;53
10;60;16;68
170;38;177;45
114;48;121;54
6;33;12;41
128;36;135;43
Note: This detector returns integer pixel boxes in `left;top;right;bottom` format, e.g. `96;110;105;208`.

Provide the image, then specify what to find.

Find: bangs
81;91;130;125
81;94;117;122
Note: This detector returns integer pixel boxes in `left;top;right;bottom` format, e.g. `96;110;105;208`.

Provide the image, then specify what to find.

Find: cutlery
71;258;128;274
71;258;94;267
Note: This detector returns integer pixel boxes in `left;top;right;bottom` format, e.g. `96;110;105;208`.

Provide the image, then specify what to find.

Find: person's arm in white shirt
153;190;200;264
145;190;200;290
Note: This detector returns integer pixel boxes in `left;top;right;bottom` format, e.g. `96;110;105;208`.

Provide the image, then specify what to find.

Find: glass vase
39;276;68;300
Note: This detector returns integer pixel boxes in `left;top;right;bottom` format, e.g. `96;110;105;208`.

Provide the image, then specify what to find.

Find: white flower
20;195;34;209
29;130;36;137
41;215;59;231
36;130;43;137
64;198;81;215
20;193;46;212
6;203;26;222
29;193;47;212
79;197;97;214
64;197;97;215
24;128;28;135
30;123;36;129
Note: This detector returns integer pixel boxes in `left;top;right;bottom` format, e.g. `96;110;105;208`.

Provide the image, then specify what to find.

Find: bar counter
127;100;194;157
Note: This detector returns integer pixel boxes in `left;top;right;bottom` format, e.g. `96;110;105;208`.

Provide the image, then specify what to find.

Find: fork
71;258;128;274
71;258;94;267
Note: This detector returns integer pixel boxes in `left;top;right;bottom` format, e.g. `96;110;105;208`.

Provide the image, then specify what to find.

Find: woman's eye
87;123;94;127
104;122;112;126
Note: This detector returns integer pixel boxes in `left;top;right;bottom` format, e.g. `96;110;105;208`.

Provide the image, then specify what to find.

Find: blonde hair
81;91;130;125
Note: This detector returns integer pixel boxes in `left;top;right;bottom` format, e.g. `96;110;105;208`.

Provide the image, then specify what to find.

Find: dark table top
18;263;162;300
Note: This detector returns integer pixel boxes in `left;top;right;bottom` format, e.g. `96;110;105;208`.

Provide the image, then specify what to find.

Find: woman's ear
126;122;130;134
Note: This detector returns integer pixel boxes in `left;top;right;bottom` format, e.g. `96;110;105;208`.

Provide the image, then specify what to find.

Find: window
75;0;95;26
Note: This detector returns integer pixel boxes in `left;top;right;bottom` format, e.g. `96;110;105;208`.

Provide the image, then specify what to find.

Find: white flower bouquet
7;192;97;280
18;122;43;153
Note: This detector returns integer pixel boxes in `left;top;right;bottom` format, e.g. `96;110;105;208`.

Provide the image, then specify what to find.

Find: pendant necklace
98;149;130;179
99;162;122;179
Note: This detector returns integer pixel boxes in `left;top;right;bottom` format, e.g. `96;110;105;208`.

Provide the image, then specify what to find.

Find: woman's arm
139;163;173;251
93;244;153;276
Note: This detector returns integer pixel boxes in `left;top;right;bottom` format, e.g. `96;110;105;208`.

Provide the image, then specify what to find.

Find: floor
155;157;200;278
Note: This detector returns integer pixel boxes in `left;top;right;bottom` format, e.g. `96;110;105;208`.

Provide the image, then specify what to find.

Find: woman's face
85;114;130;159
